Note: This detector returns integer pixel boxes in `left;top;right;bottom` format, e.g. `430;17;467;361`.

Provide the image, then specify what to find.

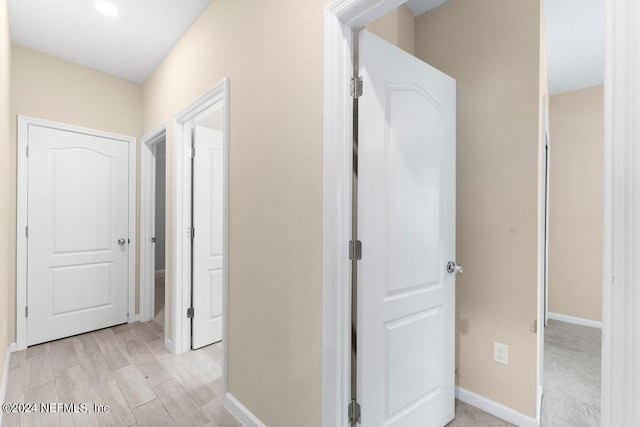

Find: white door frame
601;0;640;424
16;115;137;351
172;78;229;360
322;0;633;426
140;123;167;324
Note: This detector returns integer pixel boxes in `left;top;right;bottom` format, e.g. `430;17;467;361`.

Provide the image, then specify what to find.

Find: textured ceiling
545;0;604;94
8;0;211;84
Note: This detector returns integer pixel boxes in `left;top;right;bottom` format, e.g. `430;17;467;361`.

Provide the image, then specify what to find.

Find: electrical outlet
493;342;508;365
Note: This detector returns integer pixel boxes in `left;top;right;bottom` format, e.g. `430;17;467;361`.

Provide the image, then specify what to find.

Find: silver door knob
118;238;126;245
447;261;463;274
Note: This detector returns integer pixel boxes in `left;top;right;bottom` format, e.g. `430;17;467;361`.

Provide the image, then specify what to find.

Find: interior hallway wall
367;4;416;55
9;44;143;341
142;1;328;425
0;0;12;379
548;85;604;322
416;0;543;416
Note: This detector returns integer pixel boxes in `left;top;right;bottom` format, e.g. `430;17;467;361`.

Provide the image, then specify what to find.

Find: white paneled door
357;31;457;427
192;126;224;349
27;125;130;346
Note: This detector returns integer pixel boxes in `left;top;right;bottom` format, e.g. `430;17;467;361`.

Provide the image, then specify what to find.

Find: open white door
357;31;456;427
27;125;130;346
192;125;224;349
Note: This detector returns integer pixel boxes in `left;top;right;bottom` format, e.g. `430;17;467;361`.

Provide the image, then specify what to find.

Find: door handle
447;261;463;274
118;238;126;246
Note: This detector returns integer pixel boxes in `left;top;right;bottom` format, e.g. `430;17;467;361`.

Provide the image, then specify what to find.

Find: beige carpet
542;319;601;426
447;400;515;426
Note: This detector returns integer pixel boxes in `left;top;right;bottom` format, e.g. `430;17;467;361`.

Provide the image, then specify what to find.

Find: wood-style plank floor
1;321;240;427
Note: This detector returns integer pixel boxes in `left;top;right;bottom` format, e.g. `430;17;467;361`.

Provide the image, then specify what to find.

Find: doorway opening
140;124;168;338
153;138;167;331
539;1;605;425
172;78;230;398
540;90;604;423
323;1;613;427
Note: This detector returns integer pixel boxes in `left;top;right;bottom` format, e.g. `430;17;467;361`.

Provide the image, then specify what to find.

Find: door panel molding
16;115;136;351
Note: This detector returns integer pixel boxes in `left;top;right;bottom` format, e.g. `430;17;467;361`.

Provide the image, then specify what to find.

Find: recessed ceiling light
95;1;119;17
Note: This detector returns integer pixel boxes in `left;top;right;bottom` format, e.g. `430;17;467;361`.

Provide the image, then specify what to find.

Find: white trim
16;115;137;350
601;0;640;424
164;338;174;354
547;312;603;329
222;393;266;427
0;343;16;426
140;123;167;324
456;387;539;427
172;79;229;399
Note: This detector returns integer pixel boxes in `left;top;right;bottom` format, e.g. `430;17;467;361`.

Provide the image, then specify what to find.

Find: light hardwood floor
1;321;239;427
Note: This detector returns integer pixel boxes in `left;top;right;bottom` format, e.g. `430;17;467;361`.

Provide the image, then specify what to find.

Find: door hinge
188;147;195;158
187;227;195;239
348;400;361;425
350;76;363;98
25;226;28;238
349;240;362;260
187;307;194;318
26;146;29;157
25;306;28;317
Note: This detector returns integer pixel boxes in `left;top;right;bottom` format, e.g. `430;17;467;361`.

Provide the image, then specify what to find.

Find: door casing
16;115;137;351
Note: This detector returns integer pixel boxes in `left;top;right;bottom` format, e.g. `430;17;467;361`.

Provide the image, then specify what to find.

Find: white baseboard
536;385;543;422
164;338;175;354
456;386;539;427
0;343;17;426
223;392;266;427
547;312;602;329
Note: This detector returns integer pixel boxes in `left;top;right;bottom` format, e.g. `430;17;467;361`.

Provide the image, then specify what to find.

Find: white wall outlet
493;342;508;365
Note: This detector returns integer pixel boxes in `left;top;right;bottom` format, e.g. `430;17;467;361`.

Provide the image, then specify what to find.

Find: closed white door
27;125;130;346
192;125;224;349
357;30;457;427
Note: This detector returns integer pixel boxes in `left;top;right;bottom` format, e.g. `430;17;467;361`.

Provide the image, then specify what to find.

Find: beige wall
537;0;549;391
367;4;416;55
0;0;11;375
142;1;325;425
416;0;542;416
548;85;604;322
8;45;143;342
